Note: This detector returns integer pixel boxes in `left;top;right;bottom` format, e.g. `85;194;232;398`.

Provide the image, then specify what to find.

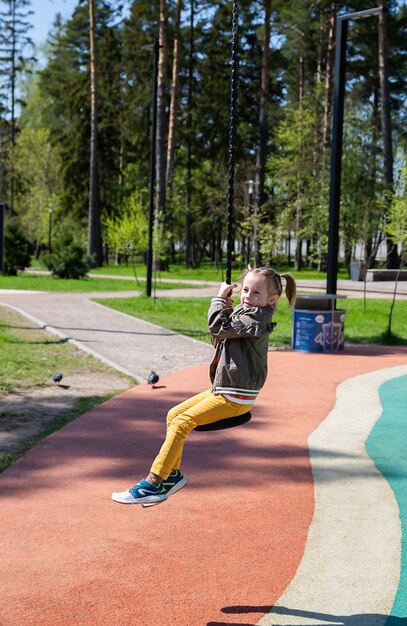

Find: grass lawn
30;257;350;282
96;294;407;346
0;306;114;394
88;260;350;282
0;273;206;292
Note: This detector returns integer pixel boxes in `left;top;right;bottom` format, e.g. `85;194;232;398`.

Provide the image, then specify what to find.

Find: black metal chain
226;0;238;285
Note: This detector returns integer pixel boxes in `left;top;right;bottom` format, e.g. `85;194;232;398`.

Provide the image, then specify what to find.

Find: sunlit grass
0;273;205;292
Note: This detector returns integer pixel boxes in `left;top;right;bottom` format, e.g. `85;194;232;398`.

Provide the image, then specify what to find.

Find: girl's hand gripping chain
217;282;237;308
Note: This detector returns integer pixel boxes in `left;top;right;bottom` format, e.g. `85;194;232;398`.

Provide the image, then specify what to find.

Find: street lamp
143;38;160;298
326;7;384;296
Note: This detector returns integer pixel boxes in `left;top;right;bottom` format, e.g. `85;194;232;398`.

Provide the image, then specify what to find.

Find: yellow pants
150;389;253;479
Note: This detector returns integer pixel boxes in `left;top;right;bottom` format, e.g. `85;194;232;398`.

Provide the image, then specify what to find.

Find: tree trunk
155;0;168;226
322;2;336;149
87;0;102;266
295;237;302;271
253;0;271;268
364;85;380;269
9;0;17;213
378;0;399;269
185;0;194;268
166;0;182;192
294;53;305;272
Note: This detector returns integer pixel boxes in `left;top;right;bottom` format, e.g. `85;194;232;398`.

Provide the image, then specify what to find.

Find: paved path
1;283;407;626
0;290;213;383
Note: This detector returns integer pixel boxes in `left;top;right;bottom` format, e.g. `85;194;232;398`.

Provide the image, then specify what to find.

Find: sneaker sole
112;492;167;505
142;476;189;508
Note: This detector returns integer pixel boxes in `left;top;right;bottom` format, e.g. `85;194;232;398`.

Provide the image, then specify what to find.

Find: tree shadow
206;605;407;625
1;383;402;495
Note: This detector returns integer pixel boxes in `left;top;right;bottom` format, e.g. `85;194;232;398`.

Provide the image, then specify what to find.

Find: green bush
2;221;34;276
41;232;90;279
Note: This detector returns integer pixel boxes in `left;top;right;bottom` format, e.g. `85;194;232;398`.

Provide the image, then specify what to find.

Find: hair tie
274;272;283;294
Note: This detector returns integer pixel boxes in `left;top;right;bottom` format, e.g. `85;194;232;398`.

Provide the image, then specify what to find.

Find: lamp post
326;7;383;296
144;38;160;298
48;204;53;252
246;179;254;267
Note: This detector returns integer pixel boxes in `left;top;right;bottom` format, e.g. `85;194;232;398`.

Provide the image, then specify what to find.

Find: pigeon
147;370;159;387
52;372;63;385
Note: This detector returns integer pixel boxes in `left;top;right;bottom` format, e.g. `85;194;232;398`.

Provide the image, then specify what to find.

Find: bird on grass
147;370;159;388
52;372;63;385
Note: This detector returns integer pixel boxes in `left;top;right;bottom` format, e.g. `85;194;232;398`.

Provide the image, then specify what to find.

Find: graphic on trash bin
293;310;345;352
314;317;345;351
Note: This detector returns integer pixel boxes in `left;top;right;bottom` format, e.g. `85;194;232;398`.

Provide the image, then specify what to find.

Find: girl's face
240;272;279;309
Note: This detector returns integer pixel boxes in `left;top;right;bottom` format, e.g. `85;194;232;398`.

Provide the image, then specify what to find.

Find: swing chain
226;0;239;286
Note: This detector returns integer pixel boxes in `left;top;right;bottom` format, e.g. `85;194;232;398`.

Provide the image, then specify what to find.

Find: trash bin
350;262;362;281
292;294;346;353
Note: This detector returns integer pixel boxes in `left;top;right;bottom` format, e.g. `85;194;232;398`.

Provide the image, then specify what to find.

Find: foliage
41;231;90;279
104;192;148;258
386;162;407;252
10;124;62;249
1;0;407;274
2;220;34;275
384;160;407;337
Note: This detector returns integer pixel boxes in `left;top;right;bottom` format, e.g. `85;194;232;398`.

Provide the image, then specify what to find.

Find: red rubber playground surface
1;346;406;626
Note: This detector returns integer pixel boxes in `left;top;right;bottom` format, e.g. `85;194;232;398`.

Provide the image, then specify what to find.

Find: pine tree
38;1;122;239
0;0;34;211
88;0;102;265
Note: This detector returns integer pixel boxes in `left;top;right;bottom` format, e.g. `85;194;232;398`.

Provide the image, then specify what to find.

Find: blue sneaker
161;470;189;497
142;470;189;508
112;480;167;505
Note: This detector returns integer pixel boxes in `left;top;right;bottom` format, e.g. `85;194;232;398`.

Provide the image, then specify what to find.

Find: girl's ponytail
281;273;297;307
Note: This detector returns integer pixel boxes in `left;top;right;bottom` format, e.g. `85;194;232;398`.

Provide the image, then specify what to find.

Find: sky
30;0;78;46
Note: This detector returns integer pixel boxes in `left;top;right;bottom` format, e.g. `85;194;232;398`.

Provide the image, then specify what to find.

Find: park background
0;0;406;281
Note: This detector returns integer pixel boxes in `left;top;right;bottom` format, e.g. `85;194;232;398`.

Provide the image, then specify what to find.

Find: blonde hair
238;266;297;307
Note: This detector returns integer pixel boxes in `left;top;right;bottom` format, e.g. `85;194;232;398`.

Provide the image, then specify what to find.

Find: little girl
112;267;296;505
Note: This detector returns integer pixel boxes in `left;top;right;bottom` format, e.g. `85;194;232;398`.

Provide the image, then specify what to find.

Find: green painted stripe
366;374;407;620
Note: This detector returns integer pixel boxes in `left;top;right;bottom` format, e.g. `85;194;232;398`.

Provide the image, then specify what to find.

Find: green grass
96;294;407;346
340;298;407;344
0;272;205;292
0;306;124;394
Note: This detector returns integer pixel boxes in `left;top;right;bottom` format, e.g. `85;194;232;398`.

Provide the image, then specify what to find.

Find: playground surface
0;284;407;625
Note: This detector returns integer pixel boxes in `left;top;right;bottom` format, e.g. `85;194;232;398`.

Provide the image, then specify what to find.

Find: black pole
226;0;238;286
326;17;347;296
0;204;4;273
326;7;383;296
146;38;159;298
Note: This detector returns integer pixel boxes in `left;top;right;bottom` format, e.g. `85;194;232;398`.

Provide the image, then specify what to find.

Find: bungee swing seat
194;411;252;432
